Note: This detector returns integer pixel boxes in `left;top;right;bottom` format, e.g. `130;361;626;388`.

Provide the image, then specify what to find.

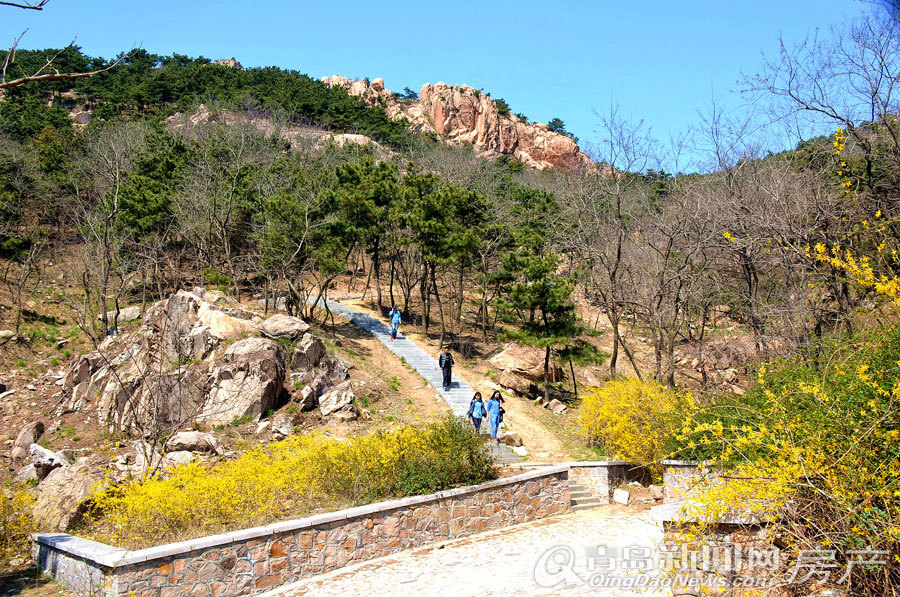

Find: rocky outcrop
57;286;356;434
321;75;595;174
33;456;106;531
201;337;286;425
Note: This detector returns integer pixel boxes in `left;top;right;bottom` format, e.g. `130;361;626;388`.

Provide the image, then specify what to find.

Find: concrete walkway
311;297;521;463
263;506;667;597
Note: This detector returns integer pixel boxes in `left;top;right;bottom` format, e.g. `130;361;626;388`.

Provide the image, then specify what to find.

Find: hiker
467;391;486;434
491;389;506;426
486;391;502;444
389;305;401;340
438;347;454;391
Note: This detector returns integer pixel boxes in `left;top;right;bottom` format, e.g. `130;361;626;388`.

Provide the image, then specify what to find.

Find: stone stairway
569;481;603;511
310;297;522;464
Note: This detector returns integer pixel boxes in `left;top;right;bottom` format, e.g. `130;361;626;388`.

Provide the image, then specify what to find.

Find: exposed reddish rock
321;75;595;174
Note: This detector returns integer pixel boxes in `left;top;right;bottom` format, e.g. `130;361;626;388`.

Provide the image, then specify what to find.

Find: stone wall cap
35;465;570;569
568;460;634;467
660;460;709;466
34;533;128;567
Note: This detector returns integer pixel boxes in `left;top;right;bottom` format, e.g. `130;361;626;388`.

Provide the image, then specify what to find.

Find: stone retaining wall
34;466;570;597
568;461;649;503
661;460;716;503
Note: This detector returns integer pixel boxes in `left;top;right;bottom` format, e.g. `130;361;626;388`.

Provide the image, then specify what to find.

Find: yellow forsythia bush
0;484;38;567
87;415;492;549
577;378;694;470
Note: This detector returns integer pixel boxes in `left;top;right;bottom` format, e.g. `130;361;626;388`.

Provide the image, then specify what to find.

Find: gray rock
256;421;271;435
30;443;70;480
272;413;294;438
547;399;568;414
291;333;326;371
13;464;38;483
332;410;358;421
0;330;14;340
166;431;220;454
319;381;356;417
613;488;631;505
33;456;106;531
498;431;524;447
99;305;141;323
259;314;310;341
201;337;286;425
163;451;196;467
11;420;44;465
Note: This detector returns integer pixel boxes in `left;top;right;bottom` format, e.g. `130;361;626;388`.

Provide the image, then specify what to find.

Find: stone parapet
34;466;570;597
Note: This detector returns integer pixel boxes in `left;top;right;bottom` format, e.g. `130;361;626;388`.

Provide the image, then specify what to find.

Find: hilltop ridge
322;75;595;173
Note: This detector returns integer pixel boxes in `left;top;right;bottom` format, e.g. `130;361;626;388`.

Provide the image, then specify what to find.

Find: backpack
472;400;484;419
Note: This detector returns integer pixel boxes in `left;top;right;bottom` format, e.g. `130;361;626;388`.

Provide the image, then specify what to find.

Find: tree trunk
543;346;551;402
568;353;578;399
431;265;446;348
608;308;620;378
373;238;382;314
388;255;396;309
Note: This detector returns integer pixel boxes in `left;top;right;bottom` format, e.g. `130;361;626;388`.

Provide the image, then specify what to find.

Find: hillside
3;17;900;593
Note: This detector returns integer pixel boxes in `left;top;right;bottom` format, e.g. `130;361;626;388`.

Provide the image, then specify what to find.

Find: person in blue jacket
389;306;401;340
486;391;502;444
467;392;486;434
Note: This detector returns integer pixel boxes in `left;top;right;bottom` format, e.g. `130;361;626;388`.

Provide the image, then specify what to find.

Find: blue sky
5;0;870;161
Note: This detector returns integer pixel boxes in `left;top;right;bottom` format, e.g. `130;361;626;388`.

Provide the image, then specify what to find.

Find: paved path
264;506;668;597
314;298;471;415
312;298;521;463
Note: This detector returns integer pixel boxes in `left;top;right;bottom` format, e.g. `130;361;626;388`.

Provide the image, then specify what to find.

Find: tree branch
0;0;49;9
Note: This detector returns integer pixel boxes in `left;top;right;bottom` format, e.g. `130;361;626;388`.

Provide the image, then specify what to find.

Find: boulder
319;381;356;417
272;413;294;438
650;485;665;501
30;444;70;480
11;420;44;465
256;421;271;435
99;305;141;323
163;451;196;467
197;301;258;339
201;337;286;424
490;344;565;383
332;410;358;421
498;431;524;447
259;314;310;341
291;333;326;370
613;488;631;505
166;431;220;454
497;371;534;395
14;464;38;483
33;456;106;531
0;330;14;340
547;399;568;414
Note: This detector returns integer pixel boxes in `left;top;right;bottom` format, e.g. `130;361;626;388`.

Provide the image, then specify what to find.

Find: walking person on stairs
467;391;486;434
438;347;454;391
486;391;502;444
389;305;401;340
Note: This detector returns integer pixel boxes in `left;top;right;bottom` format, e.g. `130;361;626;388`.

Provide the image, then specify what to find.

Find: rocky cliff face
322;75;595;174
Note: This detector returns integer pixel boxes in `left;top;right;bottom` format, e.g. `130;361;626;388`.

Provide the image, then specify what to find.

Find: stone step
571;497;602;507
